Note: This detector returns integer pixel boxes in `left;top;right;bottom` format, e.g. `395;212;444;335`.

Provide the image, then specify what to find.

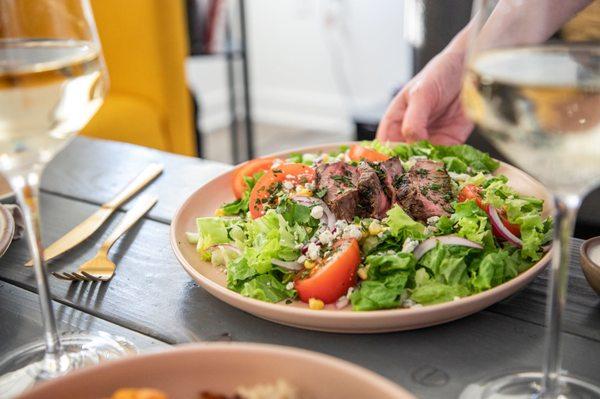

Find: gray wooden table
1;137;598;398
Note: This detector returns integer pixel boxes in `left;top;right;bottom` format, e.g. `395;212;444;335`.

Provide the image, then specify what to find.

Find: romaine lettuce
450;200;495;250
239;273;295;303
350;252;415;311
385;205;426;242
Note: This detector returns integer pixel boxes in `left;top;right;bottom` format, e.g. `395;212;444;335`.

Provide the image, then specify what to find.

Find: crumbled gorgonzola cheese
401;237;419;253
310;205;324;219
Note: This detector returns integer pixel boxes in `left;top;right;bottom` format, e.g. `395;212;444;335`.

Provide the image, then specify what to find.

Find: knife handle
103;163;163;209
100;195;158;254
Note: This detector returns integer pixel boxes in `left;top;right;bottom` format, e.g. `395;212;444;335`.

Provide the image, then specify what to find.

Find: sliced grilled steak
395;160;454;222
316;162;359;221
376;157;404;203
356;163;390;219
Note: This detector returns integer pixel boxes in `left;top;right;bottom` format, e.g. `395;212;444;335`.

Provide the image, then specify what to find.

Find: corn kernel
297;188;313;197
322;154;330;162
358;267;368;280
214;208;225;216
368;221;383;236
309;298;325;310
304;260;316;269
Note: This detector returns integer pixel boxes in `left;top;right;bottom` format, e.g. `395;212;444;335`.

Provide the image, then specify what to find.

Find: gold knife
25;163;163;266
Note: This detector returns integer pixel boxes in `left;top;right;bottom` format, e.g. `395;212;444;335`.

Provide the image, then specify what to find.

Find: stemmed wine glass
460;0;600;398
0;1;134;396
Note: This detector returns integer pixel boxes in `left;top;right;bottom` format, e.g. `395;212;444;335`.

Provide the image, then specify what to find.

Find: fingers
376;91;407;142
428;98;474;145
429;126;473;145
401;80;437;142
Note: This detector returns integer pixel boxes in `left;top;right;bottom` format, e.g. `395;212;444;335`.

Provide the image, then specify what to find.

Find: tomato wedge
232;157;276;199
458;184;521;237
348;145;390;162
457;184;485;209
249;163;316;218
295;239;360;304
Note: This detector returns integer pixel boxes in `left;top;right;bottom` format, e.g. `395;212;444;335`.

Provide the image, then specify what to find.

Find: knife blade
25;163;163;266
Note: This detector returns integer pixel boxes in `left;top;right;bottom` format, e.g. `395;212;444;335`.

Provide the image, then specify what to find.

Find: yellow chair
83;0;197;156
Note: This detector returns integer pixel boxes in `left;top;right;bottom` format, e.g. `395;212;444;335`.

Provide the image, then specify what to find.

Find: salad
187;141;552;311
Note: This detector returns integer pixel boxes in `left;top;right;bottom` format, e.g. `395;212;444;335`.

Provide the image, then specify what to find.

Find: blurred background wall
187;0;410;136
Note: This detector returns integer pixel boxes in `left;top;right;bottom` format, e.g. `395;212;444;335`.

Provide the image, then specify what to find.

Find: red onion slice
206;243;242;255
335;295;349;309
487;206;523;247
413;235;483;260
271;258;303;271
291;196;336;230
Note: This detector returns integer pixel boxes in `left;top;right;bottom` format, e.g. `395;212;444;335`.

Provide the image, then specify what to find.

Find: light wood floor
202;123;351;164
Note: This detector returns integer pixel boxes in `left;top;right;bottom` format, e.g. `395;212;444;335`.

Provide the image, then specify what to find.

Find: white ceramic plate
171;143;553;333
19;343;415;399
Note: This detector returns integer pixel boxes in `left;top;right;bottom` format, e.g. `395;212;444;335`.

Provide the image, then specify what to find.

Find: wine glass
460;0;600;398
0;0;135;396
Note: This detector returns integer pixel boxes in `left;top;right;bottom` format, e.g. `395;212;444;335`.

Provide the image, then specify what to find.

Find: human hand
376;50;474;145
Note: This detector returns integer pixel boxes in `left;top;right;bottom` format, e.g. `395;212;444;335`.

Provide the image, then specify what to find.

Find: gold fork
52;195;158;282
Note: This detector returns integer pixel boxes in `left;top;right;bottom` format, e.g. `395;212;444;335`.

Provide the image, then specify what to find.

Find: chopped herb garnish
420;186;429;195
393;175;404;188
331;174;354;186
315;187;328;198
429;183;441;191
416;168;429;177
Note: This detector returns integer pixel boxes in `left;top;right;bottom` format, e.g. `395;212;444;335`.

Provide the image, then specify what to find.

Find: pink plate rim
20;342;416;399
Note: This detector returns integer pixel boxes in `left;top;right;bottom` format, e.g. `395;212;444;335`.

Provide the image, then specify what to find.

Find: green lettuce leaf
195;217;232;254
239;273;295;303
276;199;320;229
450;200;495;250
442;156;468;173
350;252;416;311
410;282;469;305
418;243;481;286
483;179;549;260
385;205;426;241
469;248;531;292
221;171;264;216
433;144;500;173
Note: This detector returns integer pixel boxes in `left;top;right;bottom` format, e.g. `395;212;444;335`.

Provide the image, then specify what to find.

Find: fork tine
80;271;106;282
68;272;89;281
52;272;74;281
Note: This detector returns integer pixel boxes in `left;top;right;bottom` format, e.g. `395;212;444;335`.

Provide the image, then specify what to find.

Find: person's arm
377;0;593;144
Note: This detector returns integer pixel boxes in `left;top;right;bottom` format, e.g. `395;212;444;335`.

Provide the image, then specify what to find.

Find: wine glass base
460;371;600;399
0;331;137;398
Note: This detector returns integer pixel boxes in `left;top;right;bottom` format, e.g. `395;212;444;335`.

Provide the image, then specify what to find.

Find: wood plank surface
41;137;232;224
0;282;167;359
0;194;598;398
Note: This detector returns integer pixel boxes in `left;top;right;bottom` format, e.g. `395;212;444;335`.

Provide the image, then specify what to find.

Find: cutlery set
31;163;163;282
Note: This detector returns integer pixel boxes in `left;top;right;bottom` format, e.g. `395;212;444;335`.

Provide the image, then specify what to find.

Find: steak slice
316;162;359;221
395;160;454;222
376;157;404;203
356;162;390;219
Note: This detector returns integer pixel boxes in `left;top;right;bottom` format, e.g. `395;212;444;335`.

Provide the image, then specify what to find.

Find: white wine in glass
0;2;135;397
0;39;104;170
463;46;600;195
461;0;600;398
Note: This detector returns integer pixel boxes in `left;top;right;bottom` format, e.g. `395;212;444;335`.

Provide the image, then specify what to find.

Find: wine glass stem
8;170;64;366
541;194;581;398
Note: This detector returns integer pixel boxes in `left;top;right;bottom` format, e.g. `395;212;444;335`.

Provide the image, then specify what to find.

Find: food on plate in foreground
188;141;552;311
110;379;300;399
